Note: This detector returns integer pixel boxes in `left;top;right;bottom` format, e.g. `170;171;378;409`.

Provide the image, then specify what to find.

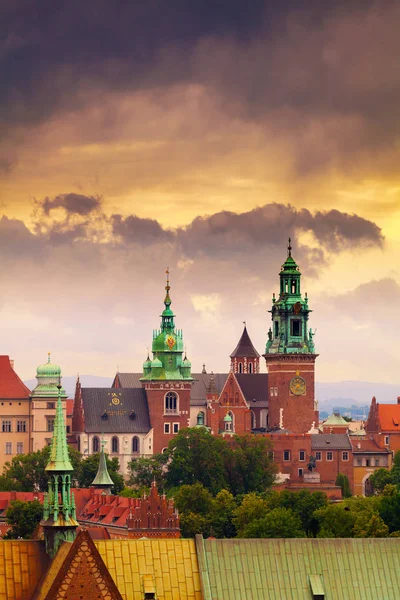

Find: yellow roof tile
95;538;203;600
0;540;49;600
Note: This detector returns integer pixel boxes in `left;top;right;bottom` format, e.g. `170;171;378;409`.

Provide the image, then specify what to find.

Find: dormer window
101;411;108;420
129;410;136;420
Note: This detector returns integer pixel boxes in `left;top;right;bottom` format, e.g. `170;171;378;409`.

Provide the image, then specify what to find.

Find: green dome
182;356;191;368
143;355;152;369
37;353;61;378
152;331;184;354
151;356;163;368
223;413;232;422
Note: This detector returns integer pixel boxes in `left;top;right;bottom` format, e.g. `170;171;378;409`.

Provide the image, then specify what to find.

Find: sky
0;1;400;386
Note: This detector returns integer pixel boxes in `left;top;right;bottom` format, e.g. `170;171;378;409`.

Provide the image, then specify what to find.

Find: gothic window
291;319;302;336
248;362;253;373
132;436;140;453
165;392;178;414
92;436;100;453
111;436;119;453
238;362;243;373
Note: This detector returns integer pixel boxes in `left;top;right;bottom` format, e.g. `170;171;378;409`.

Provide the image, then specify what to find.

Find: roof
230;326;260;358
235;373;269;407
351;438;391;454
96;538;202;600
0;539;50;599
81;388;151;433
113;372;229;406
0;355;30;399
311;434;352;450
323;412;349;426
197;536;400;600
378;404;400;431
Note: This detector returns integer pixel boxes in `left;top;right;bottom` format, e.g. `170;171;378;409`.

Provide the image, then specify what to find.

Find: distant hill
24;375;113;398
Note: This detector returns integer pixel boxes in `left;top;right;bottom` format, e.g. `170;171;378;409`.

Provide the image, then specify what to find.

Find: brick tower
140;270;193;453
230;324;260;374
264;239;318;433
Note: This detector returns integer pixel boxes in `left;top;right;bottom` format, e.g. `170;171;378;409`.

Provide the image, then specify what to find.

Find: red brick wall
144;382;192;454
265;355;318;434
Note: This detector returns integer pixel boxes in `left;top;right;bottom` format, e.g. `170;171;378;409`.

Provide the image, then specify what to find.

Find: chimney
9;359;14;369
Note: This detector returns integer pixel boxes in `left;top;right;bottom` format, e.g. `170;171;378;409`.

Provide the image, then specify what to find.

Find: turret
230;323;260;373
91;439;114;494
42;383;78;558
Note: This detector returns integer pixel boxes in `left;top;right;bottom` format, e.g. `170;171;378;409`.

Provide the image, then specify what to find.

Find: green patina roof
32;353;67;398
196;536;400;600
91;442;114;487
324;412;349;426
45;387;73;473
36;353;62;377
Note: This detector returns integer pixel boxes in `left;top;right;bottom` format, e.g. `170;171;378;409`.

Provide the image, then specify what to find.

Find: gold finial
166;267;170;288
48;352;51;363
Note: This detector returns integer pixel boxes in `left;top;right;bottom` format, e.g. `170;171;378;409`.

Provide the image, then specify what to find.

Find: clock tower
264;240;318;433
141;270;193;453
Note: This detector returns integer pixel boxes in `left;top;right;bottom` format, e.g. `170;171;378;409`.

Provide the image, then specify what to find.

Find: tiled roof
0;355;30;399
235;373;268;407
0;539;49;599
230;326;260;358
351;438;391;453
113;372;229;406
197;536;400;600
378;404;400;431
311;433;352;450
323;412;349;426
81;388;151;433
96;538;202;600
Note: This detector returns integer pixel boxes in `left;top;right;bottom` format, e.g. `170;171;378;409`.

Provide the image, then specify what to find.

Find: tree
4;500;43;539
225;435;276;495
77;453;124;493
379;488;400;533
335;473;352;498
127;455;166;489
174;483;214;516
314;504;356;538
267;490;328;537
1;446;81;492
233;493;269;537
353;513;389;538
165;428;228;494
210;490;237;538
242;508;305;538
180;512;210;539
369;468;393;494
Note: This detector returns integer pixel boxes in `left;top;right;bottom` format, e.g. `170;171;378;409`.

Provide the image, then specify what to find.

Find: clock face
166;335;176;350
111;394;120;405
289;376;306;396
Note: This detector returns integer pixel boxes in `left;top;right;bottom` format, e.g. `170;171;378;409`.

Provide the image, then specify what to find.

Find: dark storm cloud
112;214;173;246
112;203;384;259
40;193;101;216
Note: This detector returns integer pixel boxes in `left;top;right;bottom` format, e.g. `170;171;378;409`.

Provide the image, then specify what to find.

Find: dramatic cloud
41;193;101;216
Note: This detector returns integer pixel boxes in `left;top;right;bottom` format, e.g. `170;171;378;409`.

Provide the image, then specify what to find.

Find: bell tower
141;270;193;453
264;239;318;433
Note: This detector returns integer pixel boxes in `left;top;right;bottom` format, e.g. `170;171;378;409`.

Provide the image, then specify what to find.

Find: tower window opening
248;362;253;373
291;319;302;336
291;280;296;294
111;436;119;453
274;321;279;337
165;392;178;414
238;362;243;373
285;280;289;293
132;436;140;453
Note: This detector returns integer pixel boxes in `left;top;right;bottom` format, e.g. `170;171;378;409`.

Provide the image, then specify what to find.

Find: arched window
238;362;243;373
111;436;119;453
251;410;256;428
92;436;100;453
248;362;253;373
132;436;140;453
165;392;178;414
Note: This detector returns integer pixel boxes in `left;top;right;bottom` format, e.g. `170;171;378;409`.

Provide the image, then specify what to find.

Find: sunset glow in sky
1;1;400;384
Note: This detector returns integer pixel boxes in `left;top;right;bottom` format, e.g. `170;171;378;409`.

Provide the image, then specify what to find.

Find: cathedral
71;241;320;474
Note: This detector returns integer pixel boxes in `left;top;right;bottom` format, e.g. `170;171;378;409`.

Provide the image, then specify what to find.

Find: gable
0;355;31;399
36;530;122;600
219;373;249;408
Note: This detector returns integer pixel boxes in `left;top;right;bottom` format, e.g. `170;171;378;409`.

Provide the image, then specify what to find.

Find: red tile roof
0;356;30;398
378;404;400;432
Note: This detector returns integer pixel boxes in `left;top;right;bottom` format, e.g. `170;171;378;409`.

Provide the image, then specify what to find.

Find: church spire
91;438;114;492
161;267;175;332
42;383;78;558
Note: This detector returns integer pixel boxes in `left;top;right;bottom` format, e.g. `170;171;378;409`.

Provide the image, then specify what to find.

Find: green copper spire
42;383;78;558
265;238;316;355
140;269;192;381
91;439;114;490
